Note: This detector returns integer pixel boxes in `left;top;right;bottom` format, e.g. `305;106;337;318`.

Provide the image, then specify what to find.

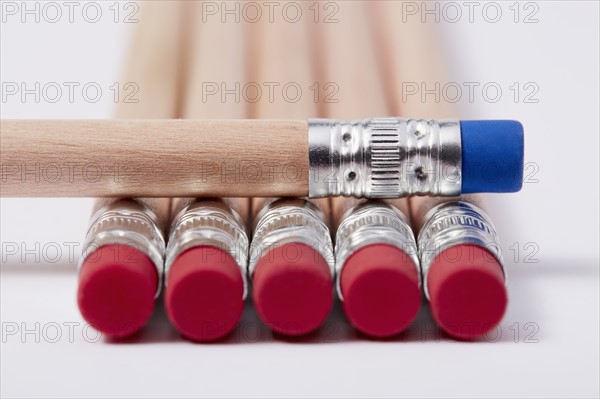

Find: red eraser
427;244;507;340
252;242;333;336
77;244;158;338
340;244;421;338
165;246;244;342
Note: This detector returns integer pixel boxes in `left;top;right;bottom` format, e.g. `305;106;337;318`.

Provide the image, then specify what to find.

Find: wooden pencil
76;0;186;338
313;1;420;337
374;0;508;340
246;6;334;336
162;0;252;342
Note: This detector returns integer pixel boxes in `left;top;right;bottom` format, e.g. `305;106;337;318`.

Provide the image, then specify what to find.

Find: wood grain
116;0;189;119
247;2;317;120
183;1;248;120
0;119;308;197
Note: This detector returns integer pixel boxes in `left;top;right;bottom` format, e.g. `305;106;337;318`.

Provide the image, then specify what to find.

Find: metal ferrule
248;198;334;278
308;117;462;198
418;201;505;299
334;201;420;300
165;200;249;299
79;200;166;299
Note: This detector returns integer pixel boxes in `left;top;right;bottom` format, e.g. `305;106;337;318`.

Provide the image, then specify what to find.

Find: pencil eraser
77;244;158;338
252;243;333;336
340;244;421;338
165;246;244;342
460;120;524;193
427;244;507;340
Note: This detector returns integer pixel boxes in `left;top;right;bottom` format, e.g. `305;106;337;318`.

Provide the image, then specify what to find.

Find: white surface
1;1;599;398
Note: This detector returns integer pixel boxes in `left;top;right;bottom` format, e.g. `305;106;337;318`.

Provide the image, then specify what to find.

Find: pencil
374;0;512;339
0;115;523;198
314;1;421;337
247;5;334;336
76;1;185;338
162;0;251;342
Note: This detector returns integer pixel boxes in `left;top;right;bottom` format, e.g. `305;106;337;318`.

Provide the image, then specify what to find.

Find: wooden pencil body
116;0;187;119
1;119;308;197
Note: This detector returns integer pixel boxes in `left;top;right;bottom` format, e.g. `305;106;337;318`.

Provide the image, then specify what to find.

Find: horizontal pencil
0;117;523;198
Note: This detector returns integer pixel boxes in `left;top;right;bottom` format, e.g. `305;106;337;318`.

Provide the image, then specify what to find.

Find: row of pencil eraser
77;196;507;342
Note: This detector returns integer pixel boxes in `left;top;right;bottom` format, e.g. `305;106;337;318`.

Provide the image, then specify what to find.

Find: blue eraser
460;120;524;193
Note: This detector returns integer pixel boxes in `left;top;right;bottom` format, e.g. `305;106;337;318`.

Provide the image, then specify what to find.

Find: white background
1;1;599;398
